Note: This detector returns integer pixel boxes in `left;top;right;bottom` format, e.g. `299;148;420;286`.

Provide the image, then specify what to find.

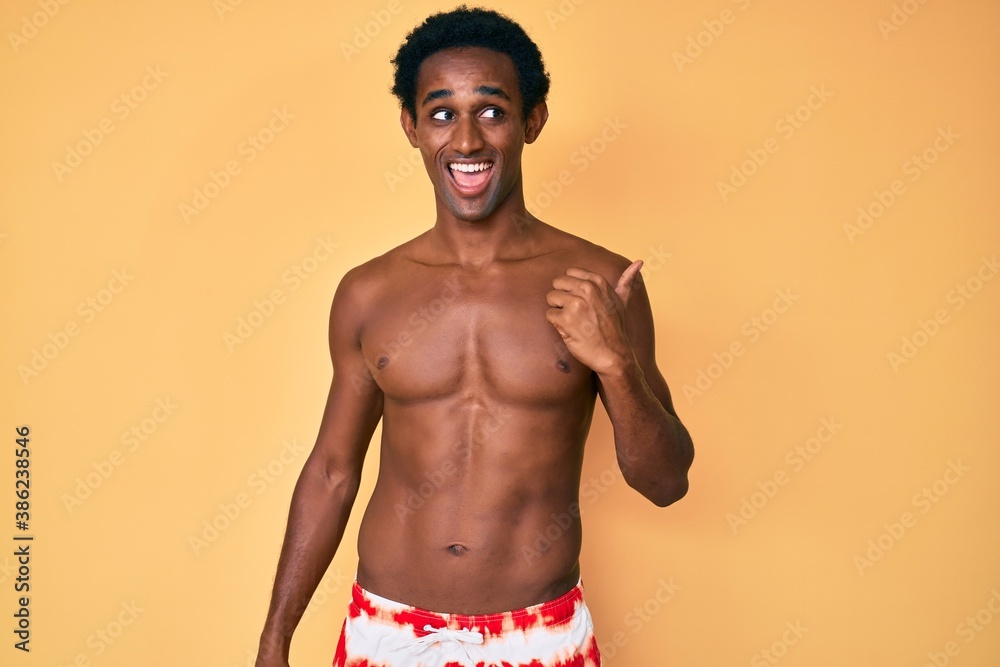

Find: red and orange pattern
333;580;601;667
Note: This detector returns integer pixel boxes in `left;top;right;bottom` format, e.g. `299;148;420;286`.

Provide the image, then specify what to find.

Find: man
256;6;693;666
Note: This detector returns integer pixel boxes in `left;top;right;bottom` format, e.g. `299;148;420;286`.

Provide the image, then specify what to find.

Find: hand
545;260;643;375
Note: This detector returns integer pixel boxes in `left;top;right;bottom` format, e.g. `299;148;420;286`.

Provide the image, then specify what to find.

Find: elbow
622;433;694;507
648;476;689;508
297;452;361;500
650;432;694;507
626;474;689;508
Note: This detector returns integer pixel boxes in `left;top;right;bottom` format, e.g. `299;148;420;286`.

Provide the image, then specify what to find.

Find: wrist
258;627;292;659
596;351;642;383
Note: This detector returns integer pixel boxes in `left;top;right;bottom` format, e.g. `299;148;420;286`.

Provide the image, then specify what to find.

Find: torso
353;223;622;613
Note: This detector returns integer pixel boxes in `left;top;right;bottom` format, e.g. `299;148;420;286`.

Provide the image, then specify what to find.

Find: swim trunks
332;578;601;667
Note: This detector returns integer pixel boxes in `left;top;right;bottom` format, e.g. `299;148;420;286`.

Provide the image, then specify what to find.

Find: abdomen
355;396;595;614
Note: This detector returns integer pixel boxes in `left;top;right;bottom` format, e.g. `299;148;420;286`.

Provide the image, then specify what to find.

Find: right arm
256;268;383;666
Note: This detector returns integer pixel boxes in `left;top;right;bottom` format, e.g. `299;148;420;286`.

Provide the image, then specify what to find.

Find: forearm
257;460;361;659
598;359;693;506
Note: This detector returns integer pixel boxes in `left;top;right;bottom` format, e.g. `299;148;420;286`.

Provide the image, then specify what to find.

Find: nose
450;114;485;155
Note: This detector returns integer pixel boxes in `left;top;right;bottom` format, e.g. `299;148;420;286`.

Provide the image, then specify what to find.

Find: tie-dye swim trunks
332;577;601;667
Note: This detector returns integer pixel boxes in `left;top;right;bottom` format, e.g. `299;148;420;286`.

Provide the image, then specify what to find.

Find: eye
480;107;504;119
431;109;454;121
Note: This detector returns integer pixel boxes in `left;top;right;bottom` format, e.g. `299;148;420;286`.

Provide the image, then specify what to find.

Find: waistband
349;577;586;638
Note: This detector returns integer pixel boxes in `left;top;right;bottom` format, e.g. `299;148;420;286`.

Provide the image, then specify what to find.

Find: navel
446;544;469;556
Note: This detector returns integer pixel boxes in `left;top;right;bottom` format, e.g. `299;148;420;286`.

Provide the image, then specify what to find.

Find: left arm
546;260;694;506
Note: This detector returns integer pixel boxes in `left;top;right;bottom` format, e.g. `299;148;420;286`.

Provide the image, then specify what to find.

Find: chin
444;196;501;223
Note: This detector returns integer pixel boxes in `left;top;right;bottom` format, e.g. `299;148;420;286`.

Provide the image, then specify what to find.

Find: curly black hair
390;5;550;121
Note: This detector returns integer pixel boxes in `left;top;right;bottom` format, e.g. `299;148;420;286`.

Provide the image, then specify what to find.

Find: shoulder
330;233;428;328
335;230;431;294
545;224;635;285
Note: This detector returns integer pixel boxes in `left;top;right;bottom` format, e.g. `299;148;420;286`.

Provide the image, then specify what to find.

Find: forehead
416;46;520;99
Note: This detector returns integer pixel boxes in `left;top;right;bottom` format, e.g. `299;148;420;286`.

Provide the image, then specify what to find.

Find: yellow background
2;0;999;665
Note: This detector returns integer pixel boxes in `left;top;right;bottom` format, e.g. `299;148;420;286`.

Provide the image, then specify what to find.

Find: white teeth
449;162;492;173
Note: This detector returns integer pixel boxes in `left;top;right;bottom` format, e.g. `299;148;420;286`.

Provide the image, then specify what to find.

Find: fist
545;260;642;374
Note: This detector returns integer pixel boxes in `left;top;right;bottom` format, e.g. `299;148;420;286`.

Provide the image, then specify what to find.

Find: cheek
413;140;438;172
418;130;448;158
499;142;526;170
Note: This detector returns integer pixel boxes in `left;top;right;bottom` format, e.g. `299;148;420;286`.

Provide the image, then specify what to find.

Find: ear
400;108;419;148
524;101;549;145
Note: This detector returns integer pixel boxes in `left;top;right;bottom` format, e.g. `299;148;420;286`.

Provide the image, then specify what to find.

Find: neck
430;183;540;268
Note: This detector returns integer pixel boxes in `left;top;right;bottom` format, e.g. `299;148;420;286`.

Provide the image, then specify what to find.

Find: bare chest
360;267;593;404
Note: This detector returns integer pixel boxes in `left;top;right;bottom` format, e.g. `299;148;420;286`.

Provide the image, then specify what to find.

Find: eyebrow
420;85;511;106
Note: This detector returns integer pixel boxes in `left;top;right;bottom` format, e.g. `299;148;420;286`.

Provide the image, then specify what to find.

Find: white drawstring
405;624;485;659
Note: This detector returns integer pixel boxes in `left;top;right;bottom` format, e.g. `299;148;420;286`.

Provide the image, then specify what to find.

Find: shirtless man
255;7;693;666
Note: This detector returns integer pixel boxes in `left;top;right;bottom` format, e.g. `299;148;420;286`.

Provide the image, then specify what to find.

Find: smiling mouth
448;161;494;194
